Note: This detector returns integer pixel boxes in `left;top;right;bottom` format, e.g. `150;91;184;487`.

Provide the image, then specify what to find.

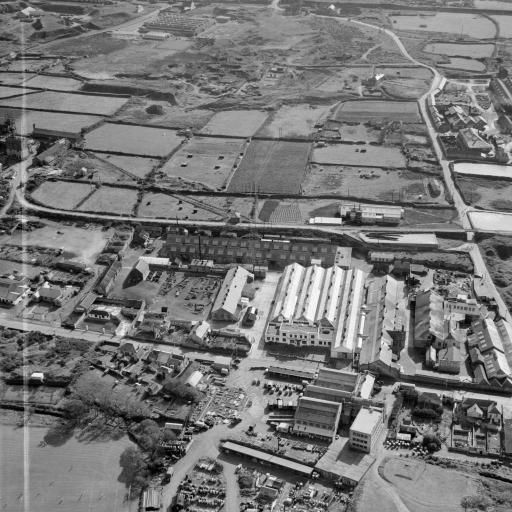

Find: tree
119;447;149;489
163;379;201;403
422;433;442;453
461;495;492;511
62;399;88;422
134;419;161;451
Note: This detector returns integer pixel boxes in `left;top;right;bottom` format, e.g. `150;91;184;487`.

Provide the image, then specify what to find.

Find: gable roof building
293;396;342;441
211;266;252;322
414;290;446;348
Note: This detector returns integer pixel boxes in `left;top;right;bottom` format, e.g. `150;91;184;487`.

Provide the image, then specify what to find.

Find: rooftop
350;407;383;435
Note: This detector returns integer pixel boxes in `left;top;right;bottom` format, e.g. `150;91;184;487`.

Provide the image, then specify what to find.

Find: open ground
31;181;94;211
200;111;268;137
456;175;512;211
138;193;224;220
303;165;446;203
84;123;183;157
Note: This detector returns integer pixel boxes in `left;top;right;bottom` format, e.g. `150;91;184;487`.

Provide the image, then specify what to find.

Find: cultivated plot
200;110;268;137
31;181;94;210
77;186;138;215
0;91;126;115
161;136;244;190
311;144;406;168
84;123;183;157
0;107;101;136
228;140;310;194
335;100;420;123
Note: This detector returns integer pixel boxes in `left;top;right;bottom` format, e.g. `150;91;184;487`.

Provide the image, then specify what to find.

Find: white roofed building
211;266;252;322
265;263;367;359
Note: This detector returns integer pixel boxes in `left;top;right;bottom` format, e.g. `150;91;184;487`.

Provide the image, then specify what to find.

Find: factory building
349;407;384;453
265;263;367;360
339;203;404;226
211;266;252;322
292;396;342;441
162;231;351;270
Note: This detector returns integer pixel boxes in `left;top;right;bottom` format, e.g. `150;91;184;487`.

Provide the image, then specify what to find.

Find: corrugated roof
222;441;313;475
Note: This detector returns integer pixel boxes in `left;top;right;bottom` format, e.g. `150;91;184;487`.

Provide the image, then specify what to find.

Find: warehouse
293;396;342;441
265;263;367;360
339;202;404;226
220;441;313;476
211;266;252;322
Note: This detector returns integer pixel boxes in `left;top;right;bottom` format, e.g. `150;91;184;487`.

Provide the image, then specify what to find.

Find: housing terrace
163;232;347;270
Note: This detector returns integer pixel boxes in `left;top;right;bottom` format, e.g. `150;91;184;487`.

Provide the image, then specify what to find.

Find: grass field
340;124;381;143
453;162;512;178
424;42;494;58
335;100;420;123
256;104;331;138
200;110;268;137
0;86;35;98
160;137;244;190
0;91;126;115
138;193;224;220
439;58;486;72
22;75;84;91
311;144;406;168
302;165;445;203
0;72;35;85
77;186;138;215
228;140;310;194
0;107;101;136
31;181;94;210
390;13;496;38
84;123;183;157
98;154;159;180
457;175;512;211
0;424;136;512
491;15;512;38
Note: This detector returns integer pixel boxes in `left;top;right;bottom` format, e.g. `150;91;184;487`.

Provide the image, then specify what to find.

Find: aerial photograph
2;0;512;510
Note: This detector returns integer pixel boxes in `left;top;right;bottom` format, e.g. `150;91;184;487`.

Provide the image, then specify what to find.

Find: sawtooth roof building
265;263;366;360
211;266;252;322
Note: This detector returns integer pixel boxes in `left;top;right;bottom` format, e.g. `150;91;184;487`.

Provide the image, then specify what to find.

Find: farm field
160;137;245;190
0;72;35;85
453;162;512;178
21;75;84;91
424;43;494;58
380;78;432;99
491;16;512;38
311;144;406;168
439;58;486;72
0;91;126;115
302;165;445;203
457;175;512;210
0;107;100;136
138;193;224;220
0;86;35;98
389;13;496;38
340;124;381;143
256;104;332;138
31;181;94;211
84;123;183;157
0;424;135;512
77;186;138;215
97;154;159;180
200;110;268;137
228;140;311;194
335;100;420;123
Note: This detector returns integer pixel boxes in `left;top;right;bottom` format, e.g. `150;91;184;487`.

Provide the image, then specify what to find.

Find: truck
242;306;258;327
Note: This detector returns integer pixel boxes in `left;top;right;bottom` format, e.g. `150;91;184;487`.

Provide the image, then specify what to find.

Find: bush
119;447;149;490
422;433;442;453
163;379;201;403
